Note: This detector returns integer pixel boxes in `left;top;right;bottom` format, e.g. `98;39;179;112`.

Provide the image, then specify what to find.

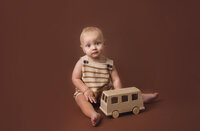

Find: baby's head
80;27;105;59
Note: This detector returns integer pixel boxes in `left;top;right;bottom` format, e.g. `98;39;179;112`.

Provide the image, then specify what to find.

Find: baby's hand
84;89;96;103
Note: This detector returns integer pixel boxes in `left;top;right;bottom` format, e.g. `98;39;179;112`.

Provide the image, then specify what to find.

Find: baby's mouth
92;51;98;55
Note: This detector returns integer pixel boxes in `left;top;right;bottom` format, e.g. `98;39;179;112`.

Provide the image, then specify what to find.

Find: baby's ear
80;44;83;48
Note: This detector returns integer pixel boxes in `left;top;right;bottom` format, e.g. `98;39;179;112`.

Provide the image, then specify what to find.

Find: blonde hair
80;27;104;44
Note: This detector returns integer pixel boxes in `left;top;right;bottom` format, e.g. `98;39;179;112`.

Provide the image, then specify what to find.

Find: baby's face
81;31;104;59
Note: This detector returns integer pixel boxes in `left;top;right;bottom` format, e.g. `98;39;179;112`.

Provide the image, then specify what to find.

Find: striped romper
74;55;114;102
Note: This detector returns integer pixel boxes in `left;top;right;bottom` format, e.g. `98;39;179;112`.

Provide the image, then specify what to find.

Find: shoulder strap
81;55;89;64
106;58;114;71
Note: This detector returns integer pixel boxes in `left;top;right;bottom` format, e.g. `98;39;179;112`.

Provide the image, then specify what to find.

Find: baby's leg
75;94;102;126
142;92;159;104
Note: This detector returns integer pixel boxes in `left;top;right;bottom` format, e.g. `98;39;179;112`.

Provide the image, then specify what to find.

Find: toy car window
105;96;107;103
122;95;128;102
111;97;118;104
132;94;138;100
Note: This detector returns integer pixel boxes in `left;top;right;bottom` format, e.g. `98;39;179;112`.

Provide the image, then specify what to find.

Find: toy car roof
102;87;140;96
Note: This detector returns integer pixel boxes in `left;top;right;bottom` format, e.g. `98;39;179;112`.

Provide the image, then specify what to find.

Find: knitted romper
74;55;114;102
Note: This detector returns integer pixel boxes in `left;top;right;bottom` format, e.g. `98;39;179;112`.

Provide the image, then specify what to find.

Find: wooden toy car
100;87;145;118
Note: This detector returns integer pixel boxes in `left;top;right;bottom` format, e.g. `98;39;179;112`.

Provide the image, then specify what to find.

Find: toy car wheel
132;106;140;115
112;110;119;118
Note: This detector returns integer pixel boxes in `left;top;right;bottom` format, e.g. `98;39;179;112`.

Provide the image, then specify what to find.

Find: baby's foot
143;92;159;104
91;113;102;127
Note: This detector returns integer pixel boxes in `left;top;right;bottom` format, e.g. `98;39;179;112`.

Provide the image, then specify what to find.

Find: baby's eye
95;42;101;45
86;44;91;48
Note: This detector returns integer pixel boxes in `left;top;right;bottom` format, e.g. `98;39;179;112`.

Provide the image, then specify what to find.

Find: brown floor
1;0;200;131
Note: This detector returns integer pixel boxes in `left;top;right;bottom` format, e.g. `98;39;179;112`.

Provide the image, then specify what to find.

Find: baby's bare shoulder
72;58;82;79
74;58;82;69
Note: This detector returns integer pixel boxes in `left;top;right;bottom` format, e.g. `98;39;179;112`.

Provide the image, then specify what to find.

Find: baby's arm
72;59;88;92
72;59;96;103
111;65;122;89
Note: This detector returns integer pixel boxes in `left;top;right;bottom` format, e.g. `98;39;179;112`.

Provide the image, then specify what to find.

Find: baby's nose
91;45;97;49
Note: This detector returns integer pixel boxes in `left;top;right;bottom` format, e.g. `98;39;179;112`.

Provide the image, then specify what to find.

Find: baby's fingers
89;97;94;103
89;96;96;103
91;97;96;103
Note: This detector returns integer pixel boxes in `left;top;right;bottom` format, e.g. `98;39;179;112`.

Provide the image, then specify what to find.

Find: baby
72;27;159;126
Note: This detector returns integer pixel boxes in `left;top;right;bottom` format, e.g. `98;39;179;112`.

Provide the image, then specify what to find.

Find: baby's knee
75;94;87;103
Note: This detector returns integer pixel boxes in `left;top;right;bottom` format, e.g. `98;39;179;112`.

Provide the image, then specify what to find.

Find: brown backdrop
1;0;200;131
